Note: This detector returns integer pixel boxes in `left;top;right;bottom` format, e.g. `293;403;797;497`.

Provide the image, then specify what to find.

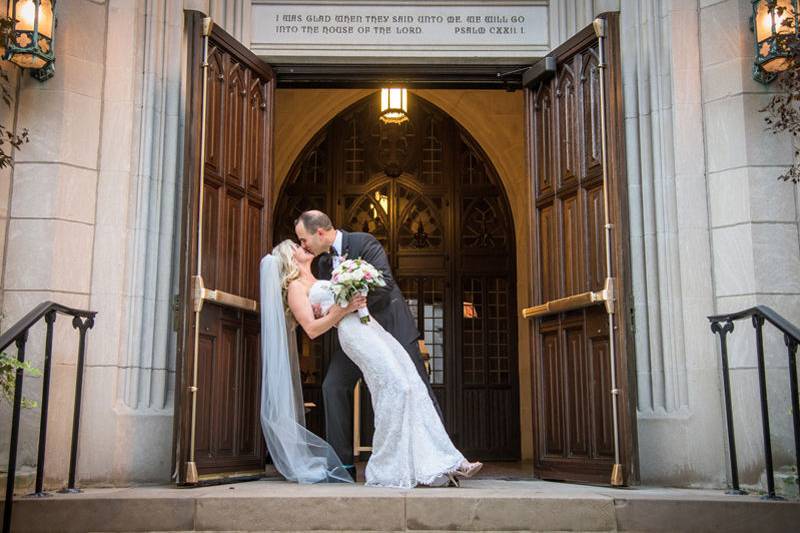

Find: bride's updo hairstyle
271;239;301;296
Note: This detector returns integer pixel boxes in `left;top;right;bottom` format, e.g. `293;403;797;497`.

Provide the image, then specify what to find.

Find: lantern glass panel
15;0;54;38
756;0;773;43
776;0;795;34
12;53;45;69
381;89;389;113
764;56;790;71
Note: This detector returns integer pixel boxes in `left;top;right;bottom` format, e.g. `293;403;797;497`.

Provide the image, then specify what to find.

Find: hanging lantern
4;0;56;80
463;302;478;319
379;88;408;124
751;0;799;83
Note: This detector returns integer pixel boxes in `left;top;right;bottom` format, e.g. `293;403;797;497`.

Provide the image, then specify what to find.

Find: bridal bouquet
330;258;385;324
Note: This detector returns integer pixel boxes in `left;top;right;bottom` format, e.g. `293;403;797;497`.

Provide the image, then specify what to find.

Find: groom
295;210;444;476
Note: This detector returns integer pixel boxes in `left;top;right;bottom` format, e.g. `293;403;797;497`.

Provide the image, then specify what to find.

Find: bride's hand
343;295;367;315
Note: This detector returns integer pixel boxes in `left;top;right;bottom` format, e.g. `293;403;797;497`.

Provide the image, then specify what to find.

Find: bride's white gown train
309;279;465;488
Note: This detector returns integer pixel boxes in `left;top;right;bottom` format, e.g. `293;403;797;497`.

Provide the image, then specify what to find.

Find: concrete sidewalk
2;478;798;532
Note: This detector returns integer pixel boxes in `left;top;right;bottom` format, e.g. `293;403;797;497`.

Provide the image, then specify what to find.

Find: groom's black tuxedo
314;230;444;465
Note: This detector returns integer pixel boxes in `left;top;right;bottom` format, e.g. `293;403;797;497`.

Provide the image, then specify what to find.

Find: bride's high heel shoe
454;460;483;480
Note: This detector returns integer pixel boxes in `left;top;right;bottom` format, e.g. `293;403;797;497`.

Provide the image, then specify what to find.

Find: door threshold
179;468;282;488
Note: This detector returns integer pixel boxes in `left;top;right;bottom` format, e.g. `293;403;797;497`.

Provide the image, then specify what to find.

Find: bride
260;239;482;488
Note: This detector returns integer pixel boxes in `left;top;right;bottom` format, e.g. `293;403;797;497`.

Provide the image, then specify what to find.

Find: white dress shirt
331;230;344;270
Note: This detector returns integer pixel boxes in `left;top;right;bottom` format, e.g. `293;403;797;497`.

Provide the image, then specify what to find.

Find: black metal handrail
2;301;96;533
709;305;800;500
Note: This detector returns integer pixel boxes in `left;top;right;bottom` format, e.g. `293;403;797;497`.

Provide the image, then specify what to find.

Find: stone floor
2;476;799;532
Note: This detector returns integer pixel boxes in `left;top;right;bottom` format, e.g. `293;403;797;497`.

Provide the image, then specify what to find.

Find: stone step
0;466;36;493
1;479;798;532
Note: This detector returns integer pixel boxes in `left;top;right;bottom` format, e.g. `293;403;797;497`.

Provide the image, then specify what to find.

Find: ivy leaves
0;353;41;409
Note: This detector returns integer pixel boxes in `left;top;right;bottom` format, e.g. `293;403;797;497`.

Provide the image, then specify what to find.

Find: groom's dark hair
295;210;333;234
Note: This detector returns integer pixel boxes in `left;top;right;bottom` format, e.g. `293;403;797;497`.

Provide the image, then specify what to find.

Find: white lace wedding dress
308;279;466;488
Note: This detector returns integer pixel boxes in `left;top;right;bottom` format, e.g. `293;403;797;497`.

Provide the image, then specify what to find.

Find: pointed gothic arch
273;92;520;460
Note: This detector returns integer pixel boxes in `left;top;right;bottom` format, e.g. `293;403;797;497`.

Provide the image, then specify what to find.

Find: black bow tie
329;245;339;256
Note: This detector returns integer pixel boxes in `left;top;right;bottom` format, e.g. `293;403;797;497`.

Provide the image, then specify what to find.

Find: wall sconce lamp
3;0;56;81
751;0;799;83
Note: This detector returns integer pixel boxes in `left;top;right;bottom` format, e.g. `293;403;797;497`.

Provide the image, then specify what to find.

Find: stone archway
273;92;521;460
273;87;534;459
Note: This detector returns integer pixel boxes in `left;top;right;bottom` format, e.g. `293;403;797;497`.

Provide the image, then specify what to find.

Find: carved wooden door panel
455;136;519;460
273;94;520;460
175;12;274;484
525;14;638;484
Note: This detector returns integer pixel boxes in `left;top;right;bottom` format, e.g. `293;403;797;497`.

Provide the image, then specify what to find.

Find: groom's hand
312;303;323;319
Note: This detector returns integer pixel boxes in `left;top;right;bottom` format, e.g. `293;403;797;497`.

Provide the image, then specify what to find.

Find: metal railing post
752;314;780;500
710;319;746;494
59;315;95;493
32;311;56;497
3;331;29;533
785;334;800;479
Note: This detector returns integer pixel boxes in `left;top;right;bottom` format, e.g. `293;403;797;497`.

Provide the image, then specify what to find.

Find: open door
523;13;638;485
174;11;274;484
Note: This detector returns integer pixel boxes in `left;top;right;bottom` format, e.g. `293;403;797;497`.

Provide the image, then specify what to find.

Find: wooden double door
173;9;636;485
273;93;520;461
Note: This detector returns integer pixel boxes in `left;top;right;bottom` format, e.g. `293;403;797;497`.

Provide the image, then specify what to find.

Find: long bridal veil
259;254;353;483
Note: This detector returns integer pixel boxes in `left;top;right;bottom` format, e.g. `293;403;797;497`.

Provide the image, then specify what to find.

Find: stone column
186;0;251;45
620;0;725;486
548;0;620;48
210;0;251;46
95;0;183;482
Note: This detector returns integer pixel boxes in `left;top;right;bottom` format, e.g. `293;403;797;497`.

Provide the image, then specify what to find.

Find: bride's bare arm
287;281;366;340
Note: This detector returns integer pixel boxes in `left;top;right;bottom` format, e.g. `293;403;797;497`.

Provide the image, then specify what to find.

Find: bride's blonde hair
271;239;301;303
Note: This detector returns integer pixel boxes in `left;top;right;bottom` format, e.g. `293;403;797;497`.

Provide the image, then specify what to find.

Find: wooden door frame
272;64;529;89
172;10;275;485
524;12;639;484
173;11;640;481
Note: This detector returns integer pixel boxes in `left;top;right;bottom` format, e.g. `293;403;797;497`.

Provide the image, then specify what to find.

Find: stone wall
619;0;725;487
0;0;252;487
700;0;800;489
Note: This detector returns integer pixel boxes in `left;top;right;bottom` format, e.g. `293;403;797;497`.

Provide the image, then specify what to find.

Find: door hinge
172;294;181;332
629;306;635;335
